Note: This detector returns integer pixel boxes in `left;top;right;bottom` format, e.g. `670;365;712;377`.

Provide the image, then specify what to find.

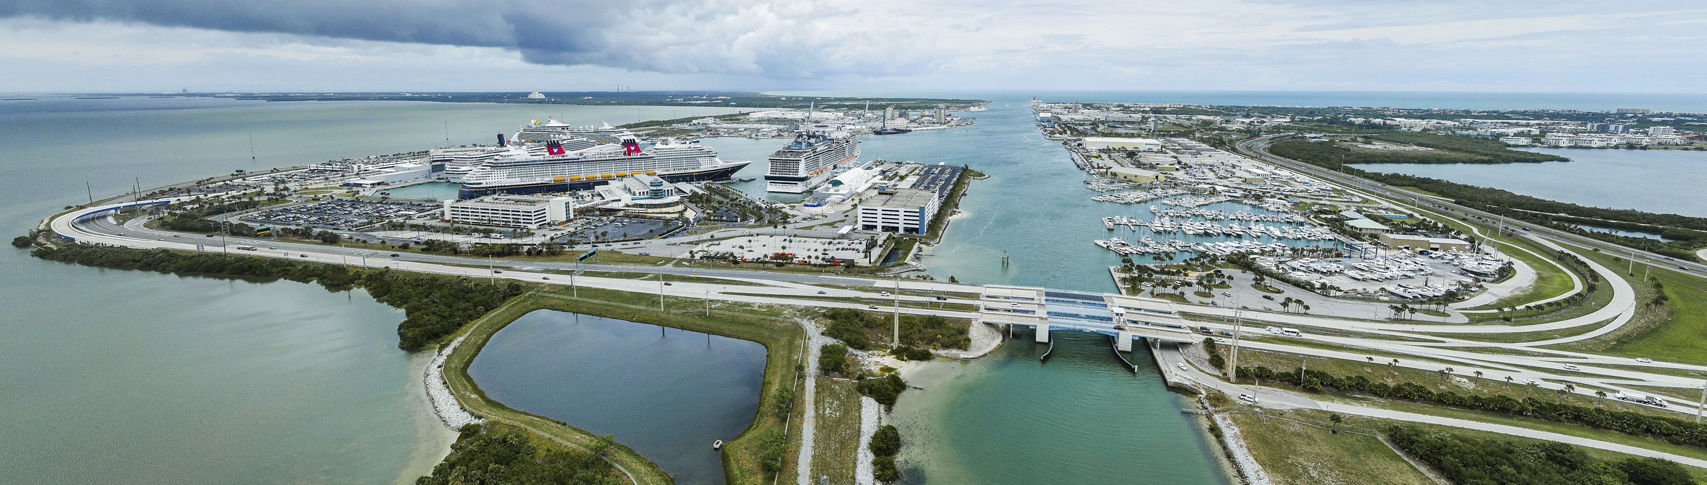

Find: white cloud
0;0;1700;92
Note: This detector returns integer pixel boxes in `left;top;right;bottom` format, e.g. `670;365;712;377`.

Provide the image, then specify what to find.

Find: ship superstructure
458;130;748;199
764;129;860;194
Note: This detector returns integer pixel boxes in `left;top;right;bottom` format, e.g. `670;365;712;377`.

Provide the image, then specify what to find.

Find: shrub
869;425;901;457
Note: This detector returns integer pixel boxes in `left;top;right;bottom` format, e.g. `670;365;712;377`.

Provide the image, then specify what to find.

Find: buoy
712;440;723;450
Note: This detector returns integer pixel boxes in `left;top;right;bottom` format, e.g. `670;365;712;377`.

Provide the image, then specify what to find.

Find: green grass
1227;409;1437;485
1562;248;1707;365
808;378;861;483
1250;283;1284;294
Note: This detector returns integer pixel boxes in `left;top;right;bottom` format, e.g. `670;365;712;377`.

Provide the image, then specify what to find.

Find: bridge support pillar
1117;330;1133;352
1035;323;1050;343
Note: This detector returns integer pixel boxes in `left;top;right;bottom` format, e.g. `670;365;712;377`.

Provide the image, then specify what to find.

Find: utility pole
488;255;494;285
1228;297;1242;380
659;274;665;311
1698;382;1706;424
86;181;93;204
893;275;901;348
705;290;710;317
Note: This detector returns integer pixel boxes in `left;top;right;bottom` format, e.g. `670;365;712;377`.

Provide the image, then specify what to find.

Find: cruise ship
457;132;749;198
764;130;860;194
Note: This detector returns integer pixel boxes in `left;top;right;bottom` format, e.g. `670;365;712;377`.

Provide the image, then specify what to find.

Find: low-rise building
443;195;573;228
1107;167;1164;183
1082;137;1163;152
1380;234;1470;251
1346;218;1391;234
858;188;939;234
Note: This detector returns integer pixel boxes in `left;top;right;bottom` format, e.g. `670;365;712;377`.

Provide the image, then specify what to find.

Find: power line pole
892;275;901;348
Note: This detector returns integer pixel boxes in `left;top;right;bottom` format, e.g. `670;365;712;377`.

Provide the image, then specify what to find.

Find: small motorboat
712;440;723;450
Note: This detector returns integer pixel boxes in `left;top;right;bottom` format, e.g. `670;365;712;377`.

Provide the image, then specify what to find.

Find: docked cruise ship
457;132;749;199
764;130;860;194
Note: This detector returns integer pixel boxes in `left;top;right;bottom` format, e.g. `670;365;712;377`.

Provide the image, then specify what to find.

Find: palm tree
1595;390;1608;407
1473;370;1483;380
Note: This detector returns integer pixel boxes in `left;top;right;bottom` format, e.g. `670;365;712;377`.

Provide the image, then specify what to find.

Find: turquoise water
891;331;1230;485
1350;147;1707;218
466;311;767;485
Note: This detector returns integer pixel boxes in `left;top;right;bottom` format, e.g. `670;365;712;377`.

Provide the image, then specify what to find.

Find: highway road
46;166;1707;464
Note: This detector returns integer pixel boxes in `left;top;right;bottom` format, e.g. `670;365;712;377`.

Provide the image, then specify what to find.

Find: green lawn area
1564;248;1707;365
808;378;861;483
1228;409;1436;485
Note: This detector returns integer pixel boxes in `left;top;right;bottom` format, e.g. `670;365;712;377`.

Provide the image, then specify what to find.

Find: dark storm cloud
0;0;894;77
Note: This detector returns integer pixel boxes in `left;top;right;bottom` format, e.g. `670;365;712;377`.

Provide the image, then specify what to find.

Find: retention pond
466;310;768;485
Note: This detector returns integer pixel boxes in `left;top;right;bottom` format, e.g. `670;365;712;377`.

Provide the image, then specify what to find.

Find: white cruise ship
458;132;749;199
764;130;860;193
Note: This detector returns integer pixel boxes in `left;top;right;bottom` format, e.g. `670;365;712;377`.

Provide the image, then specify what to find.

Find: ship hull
458;163;749;199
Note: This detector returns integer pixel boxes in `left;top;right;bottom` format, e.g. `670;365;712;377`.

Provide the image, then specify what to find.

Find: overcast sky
0;0;1700;93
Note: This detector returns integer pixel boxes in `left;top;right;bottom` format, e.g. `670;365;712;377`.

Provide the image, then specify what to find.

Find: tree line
1238;364;1707;450
1387;425;1692;485
416;424;625;485
30;243;523;350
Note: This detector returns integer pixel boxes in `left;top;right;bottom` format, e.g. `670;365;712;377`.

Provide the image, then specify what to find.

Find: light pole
892;275;901;348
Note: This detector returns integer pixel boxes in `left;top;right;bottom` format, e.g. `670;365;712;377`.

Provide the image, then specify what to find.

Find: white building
1499;136;1533;146
346;162;434;186
1650;126;1676;136
858;188;939;234
1082;137;1163;152
443;195;573;229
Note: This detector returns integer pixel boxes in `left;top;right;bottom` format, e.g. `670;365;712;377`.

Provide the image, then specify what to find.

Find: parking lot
911;164;964;197
244;200;436;229
563;216;678;243
693;235;869;264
